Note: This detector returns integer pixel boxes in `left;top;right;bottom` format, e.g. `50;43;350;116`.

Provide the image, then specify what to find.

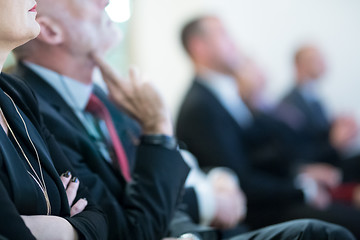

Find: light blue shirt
298;81;321;105
198;70;253;127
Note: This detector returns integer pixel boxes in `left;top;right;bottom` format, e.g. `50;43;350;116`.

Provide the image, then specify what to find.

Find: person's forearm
21;215;78;240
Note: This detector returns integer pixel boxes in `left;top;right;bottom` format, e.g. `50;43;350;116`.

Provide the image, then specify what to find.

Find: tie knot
86;94;107;118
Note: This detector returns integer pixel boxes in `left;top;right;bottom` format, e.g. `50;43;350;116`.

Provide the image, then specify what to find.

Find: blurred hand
330;116;358;150
308;184;332;210
91;54;173;136
300;163;342;189
208;169;247;229
353;185;360;208
60;171;88;217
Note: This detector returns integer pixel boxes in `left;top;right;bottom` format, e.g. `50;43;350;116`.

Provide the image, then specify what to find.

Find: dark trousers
230;219;355;240
247;203;360;239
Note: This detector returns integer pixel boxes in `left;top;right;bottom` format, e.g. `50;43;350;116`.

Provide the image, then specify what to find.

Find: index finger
60;171;72;189
66;178;80;207
91;53;123;85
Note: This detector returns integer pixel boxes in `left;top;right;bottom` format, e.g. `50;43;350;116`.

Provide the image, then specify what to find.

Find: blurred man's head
181;16;240;75
294;45;326;85
13;0;122;82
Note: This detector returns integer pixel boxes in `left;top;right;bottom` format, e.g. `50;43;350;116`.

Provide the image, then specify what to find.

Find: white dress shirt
197;70;253;128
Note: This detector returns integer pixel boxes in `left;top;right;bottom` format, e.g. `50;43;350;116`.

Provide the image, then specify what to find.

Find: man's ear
36;16;64;45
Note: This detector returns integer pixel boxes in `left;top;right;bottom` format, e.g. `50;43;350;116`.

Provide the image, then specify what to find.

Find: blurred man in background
176;15;360;238
278;45;359;170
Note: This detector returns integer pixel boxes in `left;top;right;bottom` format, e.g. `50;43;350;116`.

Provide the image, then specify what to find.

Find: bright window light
106;0;131;23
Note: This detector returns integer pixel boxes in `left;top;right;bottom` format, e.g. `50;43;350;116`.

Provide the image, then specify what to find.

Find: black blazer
12;62;190;240
176;78;305;208
278;87;340;165
0;73;107;240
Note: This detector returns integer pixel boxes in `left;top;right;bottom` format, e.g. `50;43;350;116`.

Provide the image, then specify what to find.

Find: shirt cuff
192;180;217;226
294;173;319;203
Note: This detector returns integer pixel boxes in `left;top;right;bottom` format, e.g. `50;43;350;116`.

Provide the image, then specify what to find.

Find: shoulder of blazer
11;62;87;132
0;73;41;130
180;79;218;113
11;62;71;111
179;78;241;128
282;87;306;109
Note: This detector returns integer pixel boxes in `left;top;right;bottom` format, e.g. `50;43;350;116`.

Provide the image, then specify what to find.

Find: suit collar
13;62;87;133
194;75;253;128
24;62;93;112
290;87;316;113
288;86;329;129
191;78;247;131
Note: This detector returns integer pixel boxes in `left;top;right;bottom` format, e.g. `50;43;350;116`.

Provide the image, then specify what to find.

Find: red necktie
86;93;131;182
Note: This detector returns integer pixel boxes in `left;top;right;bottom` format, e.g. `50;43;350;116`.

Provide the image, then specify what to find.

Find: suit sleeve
117;144;190;239
177;101;304;207
39;107;190;239
57;135;191;240
180;187;200;223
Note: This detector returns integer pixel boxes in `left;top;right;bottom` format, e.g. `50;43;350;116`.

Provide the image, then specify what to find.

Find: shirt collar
298;80;320;104
24;62;93;111
197;70;253;126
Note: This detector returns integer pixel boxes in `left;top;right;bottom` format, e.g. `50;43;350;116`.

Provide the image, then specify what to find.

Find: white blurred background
6;0;360;122
127;0;360;122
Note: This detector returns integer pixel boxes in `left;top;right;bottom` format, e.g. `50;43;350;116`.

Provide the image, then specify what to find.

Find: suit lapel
291;88;328;129
193;78;246;132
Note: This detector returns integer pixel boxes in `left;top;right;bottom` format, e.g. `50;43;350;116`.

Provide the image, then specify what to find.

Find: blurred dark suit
277;87;340;166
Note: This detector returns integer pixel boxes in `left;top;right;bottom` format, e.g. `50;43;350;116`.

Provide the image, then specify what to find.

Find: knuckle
72;205;81;212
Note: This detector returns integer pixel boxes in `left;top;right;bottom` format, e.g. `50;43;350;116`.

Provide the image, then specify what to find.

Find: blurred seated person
274;45;360;201
0;0;107;239
277;45;358;163
235;53;360;210
176;15;360;238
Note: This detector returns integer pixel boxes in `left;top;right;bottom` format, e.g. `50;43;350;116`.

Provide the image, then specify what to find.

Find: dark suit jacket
0;73;107;240
278;87;340;166
12;62;191;240
176;78;305;209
